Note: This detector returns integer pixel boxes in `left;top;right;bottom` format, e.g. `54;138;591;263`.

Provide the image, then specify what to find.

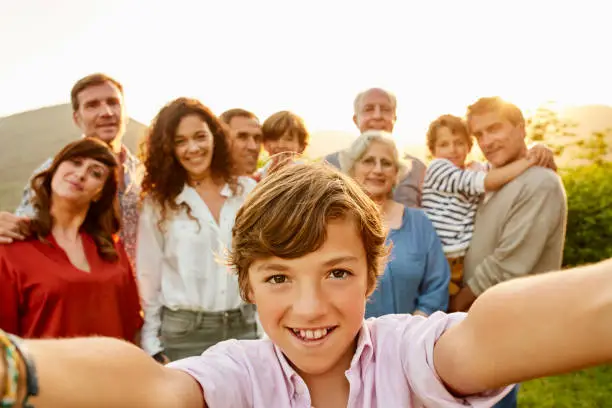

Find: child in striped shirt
422;114;542;297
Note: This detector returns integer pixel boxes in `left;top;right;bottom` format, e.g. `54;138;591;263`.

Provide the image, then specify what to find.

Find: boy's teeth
295;328;329;340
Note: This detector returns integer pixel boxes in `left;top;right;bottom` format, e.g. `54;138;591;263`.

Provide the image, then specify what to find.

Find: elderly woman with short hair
339;130;450;318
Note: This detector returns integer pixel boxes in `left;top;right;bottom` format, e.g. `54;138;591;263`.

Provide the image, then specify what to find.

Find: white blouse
137;177;257;355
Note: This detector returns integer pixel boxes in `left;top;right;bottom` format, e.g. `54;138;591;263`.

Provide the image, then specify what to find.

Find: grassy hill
0;104;147;211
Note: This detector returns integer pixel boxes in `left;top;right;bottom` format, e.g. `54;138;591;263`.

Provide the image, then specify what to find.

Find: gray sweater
464;167;568;296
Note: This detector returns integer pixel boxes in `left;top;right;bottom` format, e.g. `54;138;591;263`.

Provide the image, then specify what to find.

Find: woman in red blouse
0;138;142;342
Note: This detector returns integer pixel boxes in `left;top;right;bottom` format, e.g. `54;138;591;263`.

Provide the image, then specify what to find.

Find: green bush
561;162;612;267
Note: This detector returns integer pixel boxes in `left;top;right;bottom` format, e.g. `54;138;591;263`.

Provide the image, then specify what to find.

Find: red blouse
0;233;143;342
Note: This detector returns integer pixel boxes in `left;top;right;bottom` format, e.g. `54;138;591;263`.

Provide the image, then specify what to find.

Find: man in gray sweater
451;97;567;408
452;97;568;312
324;88;425;208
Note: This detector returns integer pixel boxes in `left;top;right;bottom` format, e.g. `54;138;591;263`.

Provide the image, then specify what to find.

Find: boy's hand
528;144;557;172
466;161;485;172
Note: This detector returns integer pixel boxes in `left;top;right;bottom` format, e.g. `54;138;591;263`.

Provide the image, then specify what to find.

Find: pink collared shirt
169;312;513;407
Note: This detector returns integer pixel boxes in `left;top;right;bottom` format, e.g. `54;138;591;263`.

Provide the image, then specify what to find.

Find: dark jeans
494;385;519;408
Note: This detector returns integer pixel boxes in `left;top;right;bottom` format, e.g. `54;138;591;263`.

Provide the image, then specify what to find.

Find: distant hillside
561;104;612;134
557;104;612;165
0;104;147;211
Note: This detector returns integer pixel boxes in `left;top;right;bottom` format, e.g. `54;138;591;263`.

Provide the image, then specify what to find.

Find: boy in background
254;111;309;181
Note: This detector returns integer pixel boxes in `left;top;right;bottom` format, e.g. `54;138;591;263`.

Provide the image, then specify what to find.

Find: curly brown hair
140;97;237;226
30;138;121;262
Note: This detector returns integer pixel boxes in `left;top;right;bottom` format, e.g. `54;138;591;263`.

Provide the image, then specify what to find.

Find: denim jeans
161;305;259;362
494;384;519;408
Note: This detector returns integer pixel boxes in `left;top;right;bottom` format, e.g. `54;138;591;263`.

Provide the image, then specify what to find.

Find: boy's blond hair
230;163;388;301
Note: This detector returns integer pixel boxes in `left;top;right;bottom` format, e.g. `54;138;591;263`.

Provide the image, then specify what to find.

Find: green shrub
561;163;612;267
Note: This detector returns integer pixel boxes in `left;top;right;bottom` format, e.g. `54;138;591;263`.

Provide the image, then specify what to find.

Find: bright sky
1;0;611;148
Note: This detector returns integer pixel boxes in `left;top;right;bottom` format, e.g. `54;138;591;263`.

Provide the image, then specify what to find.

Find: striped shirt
422;159;487;254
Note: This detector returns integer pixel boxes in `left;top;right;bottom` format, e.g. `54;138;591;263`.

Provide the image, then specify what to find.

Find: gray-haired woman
339;130;450;318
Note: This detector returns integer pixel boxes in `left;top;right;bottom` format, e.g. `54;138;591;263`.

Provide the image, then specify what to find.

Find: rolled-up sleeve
168;340;253;407
401;312;514;407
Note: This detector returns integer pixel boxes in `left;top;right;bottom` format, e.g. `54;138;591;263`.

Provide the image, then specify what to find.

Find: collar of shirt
272;321;375;398
175;182;234;205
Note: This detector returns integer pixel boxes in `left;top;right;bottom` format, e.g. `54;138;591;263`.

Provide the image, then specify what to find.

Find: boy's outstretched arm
1;336;205;408
435;258;612;395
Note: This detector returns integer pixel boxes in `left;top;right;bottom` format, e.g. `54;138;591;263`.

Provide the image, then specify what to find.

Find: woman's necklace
189;176;209;187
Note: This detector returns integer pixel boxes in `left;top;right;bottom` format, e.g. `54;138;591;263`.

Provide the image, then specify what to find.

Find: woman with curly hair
137;97;259;363
0;138;143;342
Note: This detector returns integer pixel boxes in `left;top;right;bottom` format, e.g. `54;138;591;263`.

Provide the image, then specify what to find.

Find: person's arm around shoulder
483;156;535;192
423;158;487;197
434;258;612;396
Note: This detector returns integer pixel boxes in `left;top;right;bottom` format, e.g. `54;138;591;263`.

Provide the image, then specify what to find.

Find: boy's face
248;217;369;377
432;126;470;168
264;132;304;157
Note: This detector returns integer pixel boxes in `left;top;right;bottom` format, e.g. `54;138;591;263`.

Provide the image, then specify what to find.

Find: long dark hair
30;137;121;262
139;97;237;227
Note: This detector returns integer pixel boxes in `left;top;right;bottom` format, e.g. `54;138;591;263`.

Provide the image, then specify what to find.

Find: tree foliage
561;163;612;267
524;103;576;155
525;103;610;166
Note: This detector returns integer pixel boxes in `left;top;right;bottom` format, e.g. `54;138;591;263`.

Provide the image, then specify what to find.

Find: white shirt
137;177;257;355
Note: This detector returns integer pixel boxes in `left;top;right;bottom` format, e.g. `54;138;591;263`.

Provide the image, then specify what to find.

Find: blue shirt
365;207;450;318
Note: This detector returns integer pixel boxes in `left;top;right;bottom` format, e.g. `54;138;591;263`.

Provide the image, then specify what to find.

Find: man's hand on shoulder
0;212;31;244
